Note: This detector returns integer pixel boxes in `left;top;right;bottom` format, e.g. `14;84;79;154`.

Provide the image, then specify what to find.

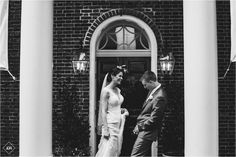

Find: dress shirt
146;84;161;102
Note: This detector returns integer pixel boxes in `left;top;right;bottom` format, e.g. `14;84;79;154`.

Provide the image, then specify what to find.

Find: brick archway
83;9;163;50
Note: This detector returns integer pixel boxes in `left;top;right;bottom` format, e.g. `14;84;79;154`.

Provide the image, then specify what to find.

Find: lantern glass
72;53;89;74
159;52;175;75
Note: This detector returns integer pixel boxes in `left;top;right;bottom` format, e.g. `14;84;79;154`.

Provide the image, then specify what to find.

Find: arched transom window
96;21;151;57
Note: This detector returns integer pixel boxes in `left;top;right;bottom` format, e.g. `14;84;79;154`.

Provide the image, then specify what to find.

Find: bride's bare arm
100;89;110;138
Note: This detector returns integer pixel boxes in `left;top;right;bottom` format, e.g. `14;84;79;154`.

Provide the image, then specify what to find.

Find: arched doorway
89;15;158;155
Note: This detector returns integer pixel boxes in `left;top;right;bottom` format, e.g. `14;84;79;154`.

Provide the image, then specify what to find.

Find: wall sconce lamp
72;52;89;74
157;21;176;76
159;52;175;75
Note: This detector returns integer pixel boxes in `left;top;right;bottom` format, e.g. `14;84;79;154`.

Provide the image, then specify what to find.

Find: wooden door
96;57;151;156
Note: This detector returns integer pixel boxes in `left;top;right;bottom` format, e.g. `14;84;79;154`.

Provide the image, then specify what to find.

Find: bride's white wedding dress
95;87;128;157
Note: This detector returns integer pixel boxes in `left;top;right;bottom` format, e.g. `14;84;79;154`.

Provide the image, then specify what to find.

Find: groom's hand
121;108;129;116
133;125;139;135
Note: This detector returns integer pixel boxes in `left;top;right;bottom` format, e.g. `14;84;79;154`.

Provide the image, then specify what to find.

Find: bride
96;66;129;157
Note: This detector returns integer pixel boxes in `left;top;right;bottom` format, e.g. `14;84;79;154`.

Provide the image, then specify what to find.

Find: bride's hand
121;108;129;116
103;128;110;139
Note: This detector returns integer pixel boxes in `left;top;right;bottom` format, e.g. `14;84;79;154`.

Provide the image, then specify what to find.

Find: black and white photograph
0;0;235;156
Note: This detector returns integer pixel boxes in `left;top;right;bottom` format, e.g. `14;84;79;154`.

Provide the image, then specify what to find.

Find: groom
131;71;167;157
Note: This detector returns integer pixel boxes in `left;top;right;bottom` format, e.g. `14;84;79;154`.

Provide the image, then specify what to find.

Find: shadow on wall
160;78;184;156
53;77;90;156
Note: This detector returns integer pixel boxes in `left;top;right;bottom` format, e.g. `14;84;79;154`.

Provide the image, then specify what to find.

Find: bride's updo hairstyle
107;65;127;82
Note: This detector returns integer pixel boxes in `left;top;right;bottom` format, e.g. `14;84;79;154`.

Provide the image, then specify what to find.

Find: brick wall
0;0;21;156
52;1;91;155
217;1;236;156
0;0;235;156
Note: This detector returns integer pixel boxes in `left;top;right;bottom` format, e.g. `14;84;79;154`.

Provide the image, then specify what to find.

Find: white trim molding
89;15;158;156
96;50;151;57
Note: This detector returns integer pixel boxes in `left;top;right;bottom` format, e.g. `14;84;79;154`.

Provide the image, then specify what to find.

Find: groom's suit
131;85;167;156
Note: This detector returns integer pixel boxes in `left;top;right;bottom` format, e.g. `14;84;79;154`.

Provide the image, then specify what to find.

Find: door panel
120;58;150;156
96;57;150;156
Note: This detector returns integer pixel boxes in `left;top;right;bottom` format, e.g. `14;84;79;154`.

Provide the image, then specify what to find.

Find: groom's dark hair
140;70;157;82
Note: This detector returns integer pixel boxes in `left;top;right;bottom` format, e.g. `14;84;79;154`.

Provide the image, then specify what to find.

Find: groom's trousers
131;136;152;157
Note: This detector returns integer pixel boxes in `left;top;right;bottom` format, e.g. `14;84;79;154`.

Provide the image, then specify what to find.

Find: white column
184;0;218;156
20;0;53;156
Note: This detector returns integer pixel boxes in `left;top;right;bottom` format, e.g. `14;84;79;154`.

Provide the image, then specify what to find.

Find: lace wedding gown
95;88;127;157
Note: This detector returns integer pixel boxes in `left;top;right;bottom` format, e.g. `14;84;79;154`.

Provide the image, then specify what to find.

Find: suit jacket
136;86;167;141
